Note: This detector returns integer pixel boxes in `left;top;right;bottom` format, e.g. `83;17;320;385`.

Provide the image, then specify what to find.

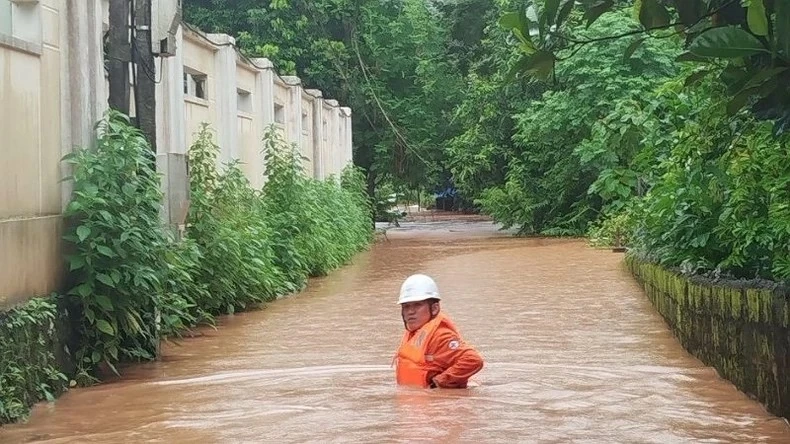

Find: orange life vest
395;312;460;387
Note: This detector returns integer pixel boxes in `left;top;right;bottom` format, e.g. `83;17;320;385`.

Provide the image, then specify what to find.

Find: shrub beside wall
0;112;372;425
0;295;73;424
626;254;790;420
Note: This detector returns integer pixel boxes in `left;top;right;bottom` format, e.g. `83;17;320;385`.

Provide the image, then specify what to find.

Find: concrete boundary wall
177;25;353;182
626;255;790;420
1;1;354;308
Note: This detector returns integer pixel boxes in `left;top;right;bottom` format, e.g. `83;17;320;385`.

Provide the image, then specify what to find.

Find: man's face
401;300;438;331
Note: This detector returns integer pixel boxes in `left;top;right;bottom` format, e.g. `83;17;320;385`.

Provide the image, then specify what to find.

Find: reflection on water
2;221;788;443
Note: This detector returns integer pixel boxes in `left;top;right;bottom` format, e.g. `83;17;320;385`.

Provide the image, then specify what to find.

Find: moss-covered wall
626;255;790;420
0;294;74;425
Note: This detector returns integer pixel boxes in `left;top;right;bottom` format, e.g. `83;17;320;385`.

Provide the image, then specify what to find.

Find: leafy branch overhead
499;0;790;132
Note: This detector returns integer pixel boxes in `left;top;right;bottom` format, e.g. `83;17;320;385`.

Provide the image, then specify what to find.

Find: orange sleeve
426;326;484;388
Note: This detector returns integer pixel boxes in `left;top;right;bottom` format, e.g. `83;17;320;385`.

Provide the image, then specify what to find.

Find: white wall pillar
335;111;343;176
282;75;302;152
65;0;107;149
253;58;275;128
252;58;274;184
342;107;353;170
63;0;107;209
335;105;345;176
156;26;185;155
324;100;339;178
156;24;189;228
209;33;237;165
306;89;324;180
340;112;347;173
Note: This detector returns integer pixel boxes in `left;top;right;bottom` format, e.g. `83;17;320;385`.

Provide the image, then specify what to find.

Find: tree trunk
108;0;130;113
133;0;156;151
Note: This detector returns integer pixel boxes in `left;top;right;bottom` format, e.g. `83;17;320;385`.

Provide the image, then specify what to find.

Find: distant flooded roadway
2;219;789;443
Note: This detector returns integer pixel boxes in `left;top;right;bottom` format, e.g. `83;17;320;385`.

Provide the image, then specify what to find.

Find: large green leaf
583;0;614;28
720;65;751;94
638;0;670;29
76;225;91;242
513;28;535;50
746;0;768;37
96;319;115;336
70;283;92;298
556;0;576;28
68;254;86;271
726;87;757;115
97;273;116;288
501;9;536;45
505;55;532;82
544;0;562;27
742;67;789;90
676;52;709;63
519;39;537;54
108;345;119;360
97;245;116;258
524;50;556;80
673;0;706;27
689;26;770;58
498;12;521;30
95;294;114;311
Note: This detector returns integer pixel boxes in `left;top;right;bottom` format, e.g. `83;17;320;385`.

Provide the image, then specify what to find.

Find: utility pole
131;0;160;358
108;0;130;114
133;0;157;152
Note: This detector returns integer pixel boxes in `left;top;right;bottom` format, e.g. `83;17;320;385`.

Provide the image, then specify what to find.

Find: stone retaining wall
626;255;789;420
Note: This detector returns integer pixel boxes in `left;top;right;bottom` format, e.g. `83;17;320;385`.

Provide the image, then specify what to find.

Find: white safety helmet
398;274;441;304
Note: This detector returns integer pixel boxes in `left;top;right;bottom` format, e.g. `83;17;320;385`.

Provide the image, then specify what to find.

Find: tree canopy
185;0;790;282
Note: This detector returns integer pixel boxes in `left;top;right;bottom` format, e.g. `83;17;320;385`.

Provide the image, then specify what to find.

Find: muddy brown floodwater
2;220;789;443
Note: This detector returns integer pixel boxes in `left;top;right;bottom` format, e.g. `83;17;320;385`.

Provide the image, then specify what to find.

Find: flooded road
2;220;789;443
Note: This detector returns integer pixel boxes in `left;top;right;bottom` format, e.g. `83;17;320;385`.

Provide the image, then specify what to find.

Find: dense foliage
629;76;790;280
186;0;464;197
4;0;790;426
0;296;68;424
500;0;790;133
490;2;790;281
182;0;790;283
63;113;175;380
474;10;682;234
59;112;371;382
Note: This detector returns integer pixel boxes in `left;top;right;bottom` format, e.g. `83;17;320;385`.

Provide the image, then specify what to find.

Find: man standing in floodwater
394;274;484;388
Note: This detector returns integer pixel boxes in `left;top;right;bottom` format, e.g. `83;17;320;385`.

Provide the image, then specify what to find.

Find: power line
350;36;431;167
131;36;163;84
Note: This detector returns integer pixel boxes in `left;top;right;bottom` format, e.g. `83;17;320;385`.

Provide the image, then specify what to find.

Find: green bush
0;296;68;424
587;206;635;248
631;96;790;281
4;113;372;419
262;126;372;277
160;237;213;337
187;124;373;306
186;125;287;314
62;112;183;381
474;176;545;235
